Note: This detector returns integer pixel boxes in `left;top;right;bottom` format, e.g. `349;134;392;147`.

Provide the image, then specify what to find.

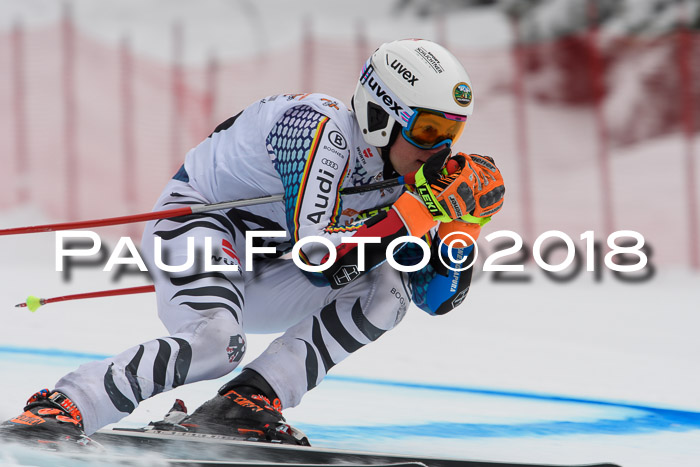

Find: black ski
89;427;622;467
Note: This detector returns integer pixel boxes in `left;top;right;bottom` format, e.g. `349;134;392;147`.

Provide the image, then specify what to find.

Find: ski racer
2;39;505;446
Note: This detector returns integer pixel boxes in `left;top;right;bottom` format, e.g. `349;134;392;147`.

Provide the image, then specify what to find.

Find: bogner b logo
388;57;419;86
417;185;441;216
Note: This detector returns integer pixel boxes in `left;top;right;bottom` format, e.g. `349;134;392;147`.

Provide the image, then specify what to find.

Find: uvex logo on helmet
386;55;419;86
361;68;405;119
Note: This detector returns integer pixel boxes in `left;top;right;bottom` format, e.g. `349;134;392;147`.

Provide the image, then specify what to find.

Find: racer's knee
179;310;247;381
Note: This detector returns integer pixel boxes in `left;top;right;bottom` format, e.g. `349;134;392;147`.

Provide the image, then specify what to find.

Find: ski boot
182;369;310;446
0;389;97;449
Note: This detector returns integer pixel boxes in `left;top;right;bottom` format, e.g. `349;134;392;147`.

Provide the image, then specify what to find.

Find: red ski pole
0;170;424;237
15;285;156;312
0;146;460;238
0;194;285;237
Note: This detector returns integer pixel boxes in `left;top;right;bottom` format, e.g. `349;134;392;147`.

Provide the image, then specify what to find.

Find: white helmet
353;39;474;149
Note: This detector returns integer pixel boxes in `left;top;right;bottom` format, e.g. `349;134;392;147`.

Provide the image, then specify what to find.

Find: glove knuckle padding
479;185;505;208
457;182;475;212
463;153;505;217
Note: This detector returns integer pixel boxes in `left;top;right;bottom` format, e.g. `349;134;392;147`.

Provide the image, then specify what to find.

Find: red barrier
171;22;184;175
510;15;535;244
301;16;314;92
677;17;699;269
62;5;78;221
587;0;614;237
121;36;139;241
205;54;218;131
11;21;28;204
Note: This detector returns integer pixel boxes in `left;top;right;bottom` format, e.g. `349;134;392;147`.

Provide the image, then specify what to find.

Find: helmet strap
380;121;402;180
380;148;397;180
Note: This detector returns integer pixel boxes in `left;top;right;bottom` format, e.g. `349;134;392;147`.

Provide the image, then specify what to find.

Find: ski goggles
401;108;467;150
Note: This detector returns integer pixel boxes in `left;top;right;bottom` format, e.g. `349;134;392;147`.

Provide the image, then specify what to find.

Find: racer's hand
392;149;474;237
412;150;476;222
457;153;505;225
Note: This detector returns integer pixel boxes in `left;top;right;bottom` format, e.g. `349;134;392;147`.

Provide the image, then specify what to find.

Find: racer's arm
321;150;486;288
406;153;506;314
268;109;460;287
266;107;362;269
405;221;479;315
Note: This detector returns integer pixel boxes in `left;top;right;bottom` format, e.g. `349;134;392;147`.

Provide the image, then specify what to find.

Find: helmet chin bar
366;102;391;133
380;122;403;180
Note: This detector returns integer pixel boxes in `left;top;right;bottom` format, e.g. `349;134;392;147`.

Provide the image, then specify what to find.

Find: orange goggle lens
402;109;467;149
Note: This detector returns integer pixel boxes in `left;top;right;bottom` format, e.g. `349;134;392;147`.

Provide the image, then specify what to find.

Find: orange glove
392;151;475;237
393;152;505;237
459;153;505;223
413;152;476;222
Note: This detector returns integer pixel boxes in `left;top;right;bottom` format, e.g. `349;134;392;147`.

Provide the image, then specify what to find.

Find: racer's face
388;135;448;176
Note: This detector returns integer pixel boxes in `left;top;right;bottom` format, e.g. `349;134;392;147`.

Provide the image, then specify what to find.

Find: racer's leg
242;261;411;409
54;181;247;435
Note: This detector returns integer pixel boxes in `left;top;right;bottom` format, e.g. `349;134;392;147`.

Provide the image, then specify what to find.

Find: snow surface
0;205;699;467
